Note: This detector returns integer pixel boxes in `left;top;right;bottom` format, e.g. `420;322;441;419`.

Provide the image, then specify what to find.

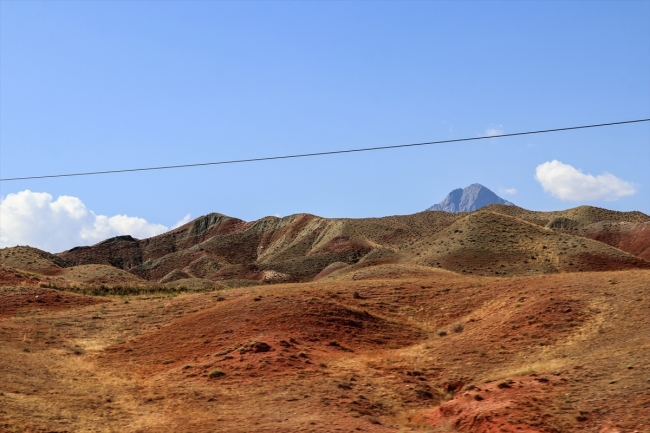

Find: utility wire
1;118;648;182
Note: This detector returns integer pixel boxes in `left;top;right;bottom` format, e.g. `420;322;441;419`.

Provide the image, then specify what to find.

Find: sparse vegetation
209;369;225;378
1;204;650;432
56;283;219;297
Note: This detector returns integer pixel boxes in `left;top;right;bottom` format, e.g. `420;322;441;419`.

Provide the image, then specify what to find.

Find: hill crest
41;205;650;285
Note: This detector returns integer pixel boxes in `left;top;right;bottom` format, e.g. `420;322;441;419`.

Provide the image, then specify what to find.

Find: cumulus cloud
0;190;171;253
499;187;517;195
535;160;636;202
172;214;192;229
484;125;504;137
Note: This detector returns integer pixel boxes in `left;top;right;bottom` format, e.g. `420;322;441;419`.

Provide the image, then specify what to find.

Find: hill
1;268;649;432
484;204;650;259
2;204;650;432
51;205;650;285
0;246;70;274
56;211;463;283
406;209;650;276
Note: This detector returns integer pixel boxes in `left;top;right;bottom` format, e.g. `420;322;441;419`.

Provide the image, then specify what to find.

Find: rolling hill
2;204;650;433
44;205;650;285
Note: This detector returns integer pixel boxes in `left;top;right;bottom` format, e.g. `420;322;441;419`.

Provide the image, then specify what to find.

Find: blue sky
1;1;649;251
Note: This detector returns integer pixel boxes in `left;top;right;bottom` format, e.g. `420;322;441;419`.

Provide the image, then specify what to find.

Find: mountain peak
427;184;514;213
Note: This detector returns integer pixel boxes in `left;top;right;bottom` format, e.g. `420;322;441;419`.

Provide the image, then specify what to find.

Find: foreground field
1;267;649;432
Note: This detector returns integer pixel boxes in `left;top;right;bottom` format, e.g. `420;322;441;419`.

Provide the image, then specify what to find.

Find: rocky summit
427;183;514;213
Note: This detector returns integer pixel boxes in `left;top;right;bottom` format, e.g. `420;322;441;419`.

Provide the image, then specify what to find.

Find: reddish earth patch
583;222;650;261
0;265;40;286
315;236;372;255
312;262;349;280
0;288;105;318
567;252;650;272
2;270;649;432
421;376;566;432
103;294;422;376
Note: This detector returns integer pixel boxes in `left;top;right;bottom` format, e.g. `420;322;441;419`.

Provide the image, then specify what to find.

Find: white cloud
499;188;517;195
535;160;636;202
0;190;170;253
484;125;504;137
172;214;192;229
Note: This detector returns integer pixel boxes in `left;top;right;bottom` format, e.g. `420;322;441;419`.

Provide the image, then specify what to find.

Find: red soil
0;288;105;318
583;222;650;261
103;294;422;377
421;376;567;433
0;265;40;286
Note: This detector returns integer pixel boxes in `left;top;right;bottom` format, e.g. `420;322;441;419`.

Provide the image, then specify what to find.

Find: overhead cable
1;118;648;182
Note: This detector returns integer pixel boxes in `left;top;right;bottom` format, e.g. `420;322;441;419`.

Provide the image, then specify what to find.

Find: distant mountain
427;184;515;213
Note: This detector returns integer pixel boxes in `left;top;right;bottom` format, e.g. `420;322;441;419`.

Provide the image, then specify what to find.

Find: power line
1;118;648;182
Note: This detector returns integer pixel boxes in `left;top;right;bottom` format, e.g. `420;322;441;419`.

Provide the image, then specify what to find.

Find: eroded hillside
1;266;648;432
2;205;650;432
48;205;650;286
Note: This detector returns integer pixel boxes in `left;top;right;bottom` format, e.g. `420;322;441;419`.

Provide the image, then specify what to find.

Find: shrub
437;330;448;337
209;369;226;378
452;323;464;333
497;380;513;389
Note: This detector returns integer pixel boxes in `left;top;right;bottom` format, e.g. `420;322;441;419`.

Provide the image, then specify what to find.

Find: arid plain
1;204;649;432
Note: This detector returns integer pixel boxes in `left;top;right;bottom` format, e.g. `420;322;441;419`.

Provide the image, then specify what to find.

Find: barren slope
484;204;650;227
486;204;650;259
0;246;70;274
59;264;146;285
58;211;463;283
54;206;650;285
407;210;650;276
1;270;649;432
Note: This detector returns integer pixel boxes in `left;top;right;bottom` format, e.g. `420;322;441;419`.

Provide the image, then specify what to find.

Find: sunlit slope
404;210;650;276
55;205;650;283
1;246;70;273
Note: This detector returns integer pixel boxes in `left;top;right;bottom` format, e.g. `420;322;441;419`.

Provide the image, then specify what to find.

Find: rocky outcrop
427;184;514;213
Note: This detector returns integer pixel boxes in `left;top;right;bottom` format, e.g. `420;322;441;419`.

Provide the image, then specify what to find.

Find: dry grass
2;269;648;432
